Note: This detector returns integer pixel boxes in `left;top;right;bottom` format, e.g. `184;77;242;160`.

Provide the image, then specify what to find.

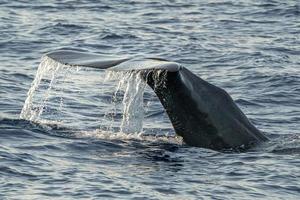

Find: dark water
1;0;300;199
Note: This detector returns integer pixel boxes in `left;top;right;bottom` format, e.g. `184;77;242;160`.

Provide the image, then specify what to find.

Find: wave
235;99;264;107
2;116;300;156
100;33;139;40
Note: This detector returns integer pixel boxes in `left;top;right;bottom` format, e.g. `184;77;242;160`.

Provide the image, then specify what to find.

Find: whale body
46;50;268;150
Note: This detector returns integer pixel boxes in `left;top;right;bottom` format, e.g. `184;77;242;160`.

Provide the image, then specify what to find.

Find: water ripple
0;0;299;199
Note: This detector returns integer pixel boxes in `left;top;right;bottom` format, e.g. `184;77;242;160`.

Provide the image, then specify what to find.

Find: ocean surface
0;0;299;199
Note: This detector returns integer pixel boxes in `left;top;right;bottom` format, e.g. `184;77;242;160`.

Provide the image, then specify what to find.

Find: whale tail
45;50;268;150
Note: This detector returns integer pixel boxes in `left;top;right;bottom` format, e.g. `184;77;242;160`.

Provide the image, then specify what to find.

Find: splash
20;56;170;137
105;70;146;133
20;56;72;122
77;129;182;145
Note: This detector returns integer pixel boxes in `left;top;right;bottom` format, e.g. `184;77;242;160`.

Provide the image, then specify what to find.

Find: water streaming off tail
20;56;72;122
20;57;172;137
105;71;146;134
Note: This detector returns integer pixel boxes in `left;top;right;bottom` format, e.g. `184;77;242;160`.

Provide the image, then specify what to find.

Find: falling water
105;71;147;134
20;56;71;121
20;56;156;135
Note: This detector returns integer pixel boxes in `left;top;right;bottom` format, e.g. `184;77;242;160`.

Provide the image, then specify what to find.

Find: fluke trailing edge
46;50;268;150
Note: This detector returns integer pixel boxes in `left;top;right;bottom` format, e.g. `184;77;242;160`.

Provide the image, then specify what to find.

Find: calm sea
0;1;299;199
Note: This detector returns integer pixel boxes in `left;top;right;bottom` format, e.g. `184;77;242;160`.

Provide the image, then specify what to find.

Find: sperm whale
46;50;268;150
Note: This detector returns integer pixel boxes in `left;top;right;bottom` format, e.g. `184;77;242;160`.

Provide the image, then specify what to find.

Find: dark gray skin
144;69;268;150
46;50;269;150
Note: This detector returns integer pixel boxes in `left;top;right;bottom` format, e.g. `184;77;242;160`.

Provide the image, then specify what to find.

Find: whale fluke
45;50;268;150
46;50;130;69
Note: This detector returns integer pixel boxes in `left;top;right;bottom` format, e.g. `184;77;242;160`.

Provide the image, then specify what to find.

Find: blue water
1;0;300;199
